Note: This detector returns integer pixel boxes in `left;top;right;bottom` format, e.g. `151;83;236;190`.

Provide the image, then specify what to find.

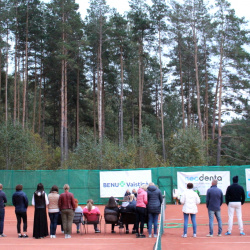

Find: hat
233;176;238;183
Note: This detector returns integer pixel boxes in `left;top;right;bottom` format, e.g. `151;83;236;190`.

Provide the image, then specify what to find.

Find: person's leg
0;209;5;235
148;213;153;235
227;202;234;233
190;214;197;235
208;210;214;235
214;210;222;235
135;207;140;234
61;210;67;235
53;212;59;235
112;224;115;231
139;208;146;235
15;212;22;234
49;213;54;235
235;202;244;233
183;213;189;235
153;213;159;235
67;209;74;235
21;212;27;234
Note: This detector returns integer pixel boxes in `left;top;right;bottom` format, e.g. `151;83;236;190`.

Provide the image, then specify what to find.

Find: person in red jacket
58;184;75;239
135;184;148;238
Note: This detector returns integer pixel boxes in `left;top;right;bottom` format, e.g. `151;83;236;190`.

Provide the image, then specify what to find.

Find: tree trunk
22;1;29;129
212;71;220;140
76;67;79;145
138;42;143;136
119;46;124;148
93;68;97;141
32;53;37;132
5;24;9;125
159;27;166;162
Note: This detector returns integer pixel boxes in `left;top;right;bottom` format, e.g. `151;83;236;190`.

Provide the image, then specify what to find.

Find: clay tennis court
1;204;250;249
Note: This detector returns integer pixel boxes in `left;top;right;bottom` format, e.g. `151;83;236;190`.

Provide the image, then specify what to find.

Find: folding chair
83;213;102;234
104;209;119;234
73;212;84;235
119;212;136;234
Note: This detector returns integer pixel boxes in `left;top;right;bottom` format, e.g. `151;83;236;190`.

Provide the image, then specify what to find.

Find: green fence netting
0;165;249;205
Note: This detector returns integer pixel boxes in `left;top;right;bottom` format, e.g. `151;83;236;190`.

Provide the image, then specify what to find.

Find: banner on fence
100;170;152;198
245;169;250;198
177;171;230;195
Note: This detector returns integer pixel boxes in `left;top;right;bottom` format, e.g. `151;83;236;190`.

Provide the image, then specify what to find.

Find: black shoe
132;230;136;234
22;234;29;238
140;234;146;238
95;230;101;233
18;234;22;238
111;230;116;233
136;233;140;238
126;230;129;234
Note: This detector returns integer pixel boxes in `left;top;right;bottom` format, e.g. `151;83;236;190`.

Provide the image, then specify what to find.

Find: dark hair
36;183;44;191
187;183;193;189
106;196;117;208
50;185;59;193
16;184;23;191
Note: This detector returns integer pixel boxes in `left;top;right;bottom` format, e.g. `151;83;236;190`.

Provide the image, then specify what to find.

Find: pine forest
0;0;249;170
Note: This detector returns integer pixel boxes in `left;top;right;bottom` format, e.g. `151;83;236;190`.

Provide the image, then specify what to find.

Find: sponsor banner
245;169;250;198
100;170;152;198
177;171;230;195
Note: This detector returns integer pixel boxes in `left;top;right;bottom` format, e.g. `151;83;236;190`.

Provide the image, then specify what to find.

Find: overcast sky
74;0;250;23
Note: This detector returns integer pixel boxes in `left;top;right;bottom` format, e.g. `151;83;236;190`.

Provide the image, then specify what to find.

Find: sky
74;0;250;23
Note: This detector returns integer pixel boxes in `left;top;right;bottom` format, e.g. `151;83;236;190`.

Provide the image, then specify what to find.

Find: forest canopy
0;0;249;170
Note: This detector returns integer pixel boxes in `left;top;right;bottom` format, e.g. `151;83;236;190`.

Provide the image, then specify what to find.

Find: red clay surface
1;204;250;250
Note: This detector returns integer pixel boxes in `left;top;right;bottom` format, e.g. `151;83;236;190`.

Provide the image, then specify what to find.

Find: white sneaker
65;234;68;239
67;235;71;238
193;234;196;238
154;234;157;238
182;234;187;238
148;234;152;238
53;235;56;238
50;235;53;238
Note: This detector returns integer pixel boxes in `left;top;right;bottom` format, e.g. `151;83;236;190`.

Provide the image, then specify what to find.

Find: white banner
245;169;250;198
100;170;152;198
177;171;230;195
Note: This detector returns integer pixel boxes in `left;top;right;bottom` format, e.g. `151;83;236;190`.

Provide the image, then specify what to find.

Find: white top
32;191;49;206
180;189;200;214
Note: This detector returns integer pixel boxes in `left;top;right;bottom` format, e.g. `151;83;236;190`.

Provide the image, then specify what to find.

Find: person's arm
3;193;7;204
24;194;28;208
95;207;101;215
180;192;185;204
241;187;245;205
32;194;35;206
144;192;148;205
12;194;15;206
220;191;223;206
196;193;201;205
58;195;62;210
159;190;163;204
225;187;229;205
206;190;209;208
45;193;49;205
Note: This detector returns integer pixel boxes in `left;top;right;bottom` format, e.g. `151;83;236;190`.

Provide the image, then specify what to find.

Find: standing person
12;184;29;238
48;185;60;238
58;184;75;239
206;180;223;237
173;189;180;205
135;184;148;238
180;183;200;238
83;199;101;233
147;183;163;238
0;183;7;237
32;183;49;239
104;196;119;233
225;175;245;236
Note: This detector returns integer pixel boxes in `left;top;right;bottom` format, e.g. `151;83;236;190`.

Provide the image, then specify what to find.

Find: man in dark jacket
147;183;163;238
206;179;223;237
225;175;245;236
0;183;7;237
12;184;29;238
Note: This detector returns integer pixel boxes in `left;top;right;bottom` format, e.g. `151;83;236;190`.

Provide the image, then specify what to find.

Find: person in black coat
147;183;163;238
12;184;29;238
104;196;119;233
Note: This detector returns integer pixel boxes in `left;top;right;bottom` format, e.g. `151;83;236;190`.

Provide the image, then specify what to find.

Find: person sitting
83;199;101;233
119;194;137;234
173;189;180;205
124;189;131;197
74;199;83;234
104;197;119;233
132;189;137;198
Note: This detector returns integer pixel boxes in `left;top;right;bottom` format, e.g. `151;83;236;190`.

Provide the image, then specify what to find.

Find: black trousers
135;207;146;234
15;212;27;234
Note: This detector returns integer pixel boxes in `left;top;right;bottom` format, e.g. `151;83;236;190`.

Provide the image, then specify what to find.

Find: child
74;199;83;233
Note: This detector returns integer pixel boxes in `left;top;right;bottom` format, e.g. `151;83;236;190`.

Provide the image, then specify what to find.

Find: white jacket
180;189;200;214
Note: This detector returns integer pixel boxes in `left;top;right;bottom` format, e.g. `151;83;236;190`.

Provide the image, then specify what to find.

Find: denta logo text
185;174;222;182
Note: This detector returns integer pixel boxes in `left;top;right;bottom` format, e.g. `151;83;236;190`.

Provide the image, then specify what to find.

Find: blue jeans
0;209;5;234
148;213;159;235
208;210;222;235
49;212;59;235
183;213;196;235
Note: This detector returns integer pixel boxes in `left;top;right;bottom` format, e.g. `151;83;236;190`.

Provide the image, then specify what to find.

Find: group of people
104;182;163;238
0;182;163;239
180;175;246;237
